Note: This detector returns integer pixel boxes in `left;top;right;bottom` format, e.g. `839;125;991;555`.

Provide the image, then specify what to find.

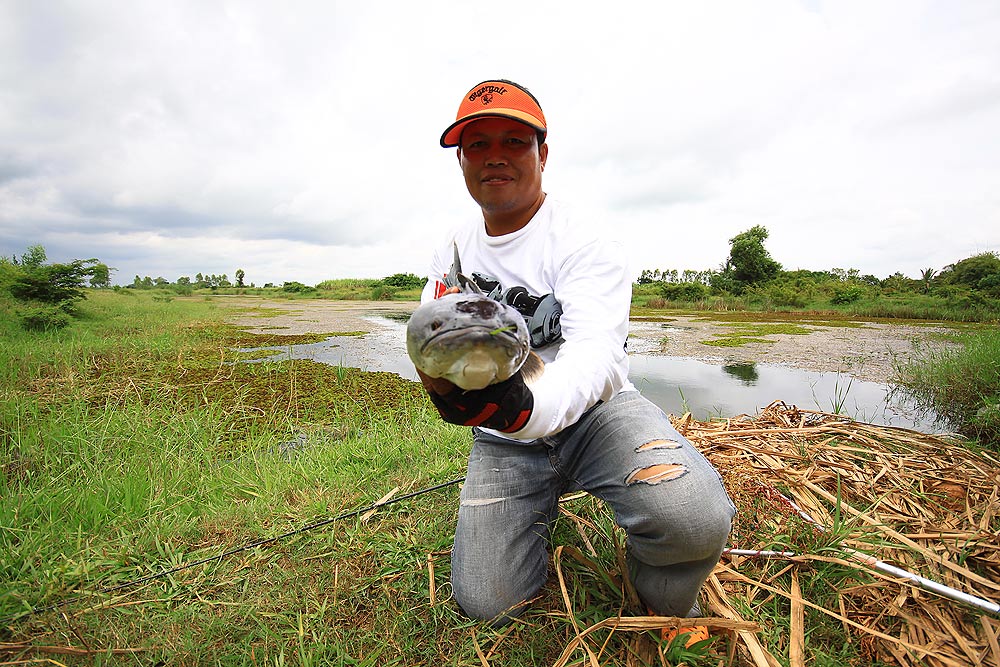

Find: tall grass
894;327;1000;448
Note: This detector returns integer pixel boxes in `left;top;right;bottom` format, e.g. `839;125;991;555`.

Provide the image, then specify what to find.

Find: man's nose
485;153;508;167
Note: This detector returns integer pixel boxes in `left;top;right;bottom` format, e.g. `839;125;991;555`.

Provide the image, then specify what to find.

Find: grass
894;327;1000;449
698;322;815;348
0;290;987;665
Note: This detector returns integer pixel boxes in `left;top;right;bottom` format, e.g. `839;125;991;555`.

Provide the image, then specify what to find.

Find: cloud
1;1;997;285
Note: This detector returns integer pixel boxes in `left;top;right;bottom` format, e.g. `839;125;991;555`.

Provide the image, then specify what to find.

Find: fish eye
431;320;442;331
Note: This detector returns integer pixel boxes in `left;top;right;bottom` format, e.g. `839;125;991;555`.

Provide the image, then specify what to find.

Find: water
629;356;941;430
239;315;945;433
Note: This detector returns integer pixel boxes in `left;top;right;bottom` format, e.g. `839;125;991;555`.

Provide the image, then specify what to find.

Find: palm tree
920;268;936;294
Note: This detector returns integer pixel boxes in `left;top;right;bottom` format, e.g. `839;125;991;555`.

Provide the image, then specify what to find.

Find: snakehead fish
406;246;543;391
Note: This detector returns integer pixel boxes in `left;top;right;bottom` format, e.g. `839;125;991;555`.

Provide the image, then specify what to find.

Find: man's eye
465;140;487;150
506;137;526;145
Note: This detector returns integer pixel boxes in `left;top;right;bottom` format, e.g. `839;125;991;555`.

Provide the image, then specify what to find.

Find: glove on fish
424;371;534;433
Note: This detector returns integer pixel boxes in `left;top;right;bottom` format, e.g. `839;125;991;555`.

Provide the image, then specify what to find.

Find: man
417;79;735;633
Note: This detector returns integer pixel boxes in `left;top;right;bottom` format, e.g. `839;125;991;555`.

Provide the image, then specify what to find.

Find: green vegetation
1;286;992;663
635;232;1000;323
0;245;107;330
124;264;425;302
895;327;1000;448
700;322;816;347
0;291;742;664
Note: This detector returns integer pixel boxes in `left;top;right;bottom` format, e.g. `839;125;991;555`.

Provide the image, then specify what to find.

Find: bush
761;284;809;308
281;281;311;293
660;282;708;301
830;284;866;305
370;285;395;300
9;261;92;305
18;303;73;330
382;273;424;289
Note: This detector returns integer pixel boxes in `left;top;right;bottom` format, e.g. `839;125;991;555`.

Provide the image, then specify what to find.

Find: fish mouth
420;324;521;356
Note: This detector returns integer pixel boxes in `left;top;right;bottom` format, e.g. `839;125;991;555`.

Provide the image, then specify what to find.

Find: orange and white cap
440;79;547;148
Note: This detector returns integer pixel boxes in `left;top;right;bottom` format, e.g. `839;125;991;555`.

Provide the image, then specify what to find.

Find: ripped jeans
451;390;736;625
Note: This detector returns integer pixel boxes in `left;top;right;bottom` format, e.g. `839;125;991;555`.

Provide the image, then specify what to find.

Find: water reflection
629;355;942;431
722;362;759;385
238;315;945;433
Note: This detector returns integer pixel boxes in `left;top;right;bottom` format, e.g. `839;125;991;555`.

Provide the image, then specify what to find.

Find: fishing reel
501;287;563;348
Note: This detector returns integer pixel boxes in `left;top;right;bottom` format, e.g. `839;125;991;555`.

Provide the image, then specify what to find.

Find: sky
1;1;998;287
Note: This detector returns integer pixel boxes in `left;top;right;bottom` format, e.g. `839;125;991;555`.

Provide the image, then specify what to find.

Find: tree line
5;231;999;331
637;225;1000;316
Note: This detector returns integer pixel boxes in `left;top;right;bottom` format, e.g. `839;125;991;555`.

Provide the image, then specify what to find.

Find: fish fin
458;273;485;294
443;242;489;296
444;242;462;289
519;351;545;385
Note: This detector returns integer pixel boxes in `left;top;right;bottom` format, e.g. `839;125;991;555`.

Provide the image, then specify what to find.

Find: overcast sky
2;1;998;287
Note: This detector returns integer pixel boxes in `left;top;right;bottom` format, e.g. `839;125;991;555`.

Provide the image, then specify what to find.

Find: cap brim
440;109;546;148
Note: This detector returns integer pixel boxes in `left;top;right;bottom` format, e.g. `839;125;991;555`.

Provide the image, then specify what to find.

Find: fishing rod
2;476;466;624
7;476;997;625
752;486;1000;616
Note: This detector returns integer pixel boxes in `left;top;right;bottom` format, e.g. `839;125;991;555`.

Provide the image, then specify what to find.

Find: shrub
18;303;73;330
830;284;866;305
660;282;708;301
382;273;424;289
370;285;395;300
761;284;808;308
9;261;92;305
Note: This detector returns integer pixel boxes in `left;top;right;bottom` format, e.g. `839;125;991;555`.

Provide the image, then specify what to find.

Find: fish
406;245;543;391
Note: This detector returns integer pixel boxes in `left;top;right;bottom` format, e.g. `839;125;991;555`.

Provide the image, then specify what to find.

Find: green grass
699;322;815;348
894;327;1000;448
0;290;981;665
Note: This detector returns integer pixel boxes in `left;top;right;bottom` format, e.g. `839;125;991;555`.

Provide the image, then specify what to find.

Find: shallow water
240;315;945;433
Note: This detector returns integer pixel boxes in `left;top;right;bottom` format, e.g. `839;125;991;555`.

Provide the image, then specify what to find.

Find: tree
235;268;245;288
9;258;96;304
721;225;781;291
920;268;936;294
20;245;46;269
90;263;113;288
940;252;1000;291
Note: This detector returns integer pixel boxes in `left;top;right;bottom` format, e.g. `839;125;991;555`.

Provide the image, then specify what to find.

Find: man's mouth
482;175;513;184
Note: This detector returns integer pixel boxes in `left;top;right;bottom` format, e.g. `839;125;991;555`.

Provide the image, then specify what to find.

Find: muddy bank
217;298;957;384
628;315;958;383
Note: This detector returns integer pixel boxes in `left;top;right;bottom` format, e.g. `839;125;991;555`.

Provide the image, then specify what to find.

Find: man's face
457;117;548;225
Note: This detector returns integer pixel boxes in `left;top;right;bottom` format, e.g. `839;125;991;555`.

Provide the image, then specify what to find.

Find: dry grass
679;402;1000;667
419;403;1000;666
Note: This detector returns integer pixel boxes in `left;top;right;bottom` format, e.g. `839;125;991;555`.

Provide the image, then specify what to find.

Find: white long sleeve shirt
421;197;636;441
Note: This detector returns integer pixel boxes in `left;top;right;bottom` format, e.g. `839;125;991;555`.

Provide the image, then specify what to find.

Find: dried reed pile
678;401;1000;667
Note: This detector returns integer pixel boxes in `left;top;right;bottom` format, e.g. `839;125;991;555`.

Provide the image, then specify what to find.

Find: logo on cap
469;84;508;105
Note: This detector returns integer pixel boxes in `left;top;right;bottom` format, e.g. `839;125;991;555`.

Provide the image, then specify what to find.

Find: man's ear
539;142;549;170
456;147;462;164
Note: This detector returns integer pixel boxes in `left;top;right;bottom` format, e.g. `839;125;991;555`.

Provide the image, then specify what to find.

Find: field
2;291;999;666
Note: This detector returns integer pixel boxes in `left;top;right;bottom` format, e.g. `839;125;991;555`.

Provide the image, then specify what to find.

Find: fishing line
3;476;465;624
8;474;996;624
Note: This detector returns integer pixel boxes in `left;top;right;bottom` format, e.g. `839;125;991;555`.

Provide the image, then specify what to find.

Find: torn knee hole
625;464;688;486
635;438;681;452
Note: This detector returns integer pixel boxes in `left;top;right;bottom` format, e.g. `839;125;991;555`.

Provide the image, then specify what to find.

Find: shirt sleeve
502;236;632;440
420;242;450;304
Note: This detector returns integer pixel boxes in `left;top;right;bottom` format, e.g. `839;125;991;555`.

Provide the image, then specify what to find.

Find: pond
240;315;945;433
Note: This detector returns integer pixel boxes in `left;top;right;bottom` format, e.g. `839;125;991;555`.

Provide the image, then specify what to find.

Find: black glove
425;372;534;433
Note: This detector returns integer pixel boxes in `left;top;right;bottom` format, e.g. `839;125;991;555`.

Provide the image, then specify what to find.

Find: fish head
406;292;530;391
